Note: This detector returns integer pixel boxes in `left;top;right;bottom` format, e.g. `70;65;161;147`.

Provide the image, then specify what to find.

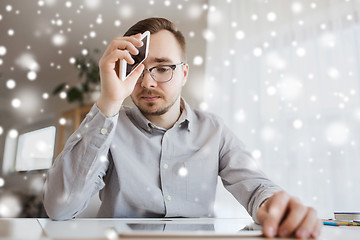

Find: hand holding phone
119;31;150;81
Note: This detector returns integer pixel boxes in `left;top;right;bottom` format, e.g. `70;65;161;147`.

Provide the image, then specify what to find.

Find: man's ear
181;63;189;86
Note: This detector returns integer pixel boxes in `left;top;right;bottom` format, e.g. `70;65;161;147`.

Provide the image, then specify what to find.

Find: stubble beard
132;90;179;116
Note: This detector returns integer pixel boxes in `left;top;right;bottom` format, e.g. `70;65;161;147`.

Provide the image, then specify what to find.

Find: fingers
278;198;307;237
257;191;322;239
293;208;321;239
261;191;290;238
123;64;144;89
106;35;143;56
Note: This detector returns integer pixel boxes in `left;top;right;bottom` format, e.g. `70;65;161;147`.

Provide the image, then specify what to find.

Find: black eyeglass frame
138;62;185;83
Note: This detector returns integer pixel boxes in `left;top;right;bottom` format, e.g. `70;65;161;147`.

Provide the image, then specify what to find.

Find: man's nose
140;69;158;88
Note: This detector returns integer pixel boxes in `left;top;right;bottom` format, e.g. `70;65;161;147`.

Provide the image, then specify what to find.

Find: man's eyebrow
152;57;173;63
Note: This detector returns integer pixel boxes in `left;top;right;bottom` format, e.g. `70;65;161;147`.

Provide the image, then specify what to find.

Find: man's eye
157;67;169;73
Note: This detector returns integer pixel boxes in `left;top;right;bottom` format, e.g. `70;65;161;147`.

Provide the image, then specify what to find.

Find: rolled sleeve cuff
78;104;119;149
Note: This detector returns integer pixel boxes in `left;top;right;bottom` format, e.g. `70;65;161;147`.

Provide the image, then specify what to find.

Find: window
15;126;56;172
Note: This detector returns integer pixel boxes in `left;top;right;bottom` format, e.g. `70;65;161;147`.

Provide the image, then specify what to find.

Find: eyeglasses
138;62;185;83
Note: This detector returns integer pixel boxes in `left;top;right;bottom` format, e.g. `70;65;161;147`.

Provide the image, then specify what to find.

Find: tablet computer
114;222;263;238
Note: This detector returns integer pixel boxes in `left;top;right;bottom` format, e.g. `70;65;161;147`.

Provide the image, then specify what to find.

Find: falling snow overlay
0;0;359;219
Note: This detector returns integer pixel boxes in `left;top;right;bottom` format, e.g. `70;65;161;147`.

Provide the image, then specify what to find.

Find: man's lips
140;95;161;102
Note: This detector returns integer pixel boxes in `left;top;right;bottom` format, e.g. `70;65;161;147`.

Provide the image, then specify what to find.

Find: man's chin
136;103;169;116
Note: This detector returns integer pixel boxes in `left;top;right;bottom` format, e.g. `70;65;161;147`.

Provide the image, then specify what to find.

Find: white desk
0;218;359;240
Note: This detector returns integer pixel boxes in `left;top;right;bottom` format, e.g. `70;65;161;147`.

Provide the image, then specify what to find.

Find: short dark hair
124;17;186;61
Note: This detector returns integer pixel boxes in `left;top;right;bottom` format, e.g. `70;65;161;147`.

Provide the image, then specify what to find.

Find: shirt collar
130;98;193;133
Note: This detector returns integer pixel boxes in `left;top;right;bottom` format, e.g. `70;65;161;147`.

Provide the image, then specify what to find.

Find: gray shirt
43;99;281;222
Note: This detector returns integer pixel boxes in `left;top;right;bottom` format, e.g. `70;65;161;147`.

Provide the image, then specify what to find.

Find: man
44;18;321;238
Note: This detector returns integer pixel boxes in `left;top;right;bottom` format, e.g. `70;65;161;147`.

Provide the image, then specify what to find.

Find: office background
0;0;359;219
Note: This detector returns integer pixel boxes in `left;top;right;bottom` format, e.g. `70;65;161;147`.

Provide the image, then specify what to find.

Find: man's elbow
43;194;75;221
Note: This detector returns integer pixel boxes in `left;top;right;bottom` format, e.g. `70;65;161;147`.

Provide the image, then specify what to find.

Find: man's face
130;30;188;116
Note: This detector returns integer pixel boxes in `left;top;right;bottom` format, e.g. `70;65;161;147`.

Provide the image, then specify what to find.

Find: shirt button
100;128;108;135
178;124;182;128
167;195;172;201
163;164;168;169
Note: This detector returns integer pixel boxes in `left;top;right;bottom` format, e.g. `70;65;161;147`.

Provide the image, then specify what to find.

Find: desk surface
0;218;359;240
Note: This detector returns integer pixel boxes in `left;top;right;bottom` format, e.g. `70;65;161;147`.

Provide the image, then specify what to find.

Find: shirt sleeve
218;124;282;223
43;104;118;220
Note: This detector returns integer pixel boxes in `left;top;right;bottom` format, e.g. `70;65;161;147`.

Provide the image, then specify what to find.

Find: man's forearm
43;104;117;220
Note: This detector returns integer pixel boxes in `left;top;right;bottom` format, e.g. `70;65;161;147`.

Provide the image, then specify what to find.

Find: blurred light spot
251;14;258;21
193;56;203;66
6;79;16;89
82;49;88;55
199;102;208;111
235;30;245;40
0;126;3;135
202;29;215;42
44;0;56;7
104;228;118;240
5;5;13;12
291;2;303;13
15;53;40;71
119;4;133;19
188;4;202;19
59;118;66;125
293;119;303;129
234;109;246;122
208;8;222;25
279;76;303;100
253;47;263;57
69;57;76;64
0;193;22;217
261;126;276;142
8;29;14;36
52;34;67;46
12;98;21;108
60;91;67;99
178;167;188;177
267;12;277;22
100;155;107;163
296;47;306;57
0;46;6;56
326;122;349;146
9;129;18;138
0;178;4;187
95;18;102;25
27;71;37;81
89;31;96;38
328;67;339;79
114;20;121;27
65;1;72;8
84;0;100;9
252;149;262;159
30;176;45;194
266;52;286;70
266;86;277;96
42;93;49;99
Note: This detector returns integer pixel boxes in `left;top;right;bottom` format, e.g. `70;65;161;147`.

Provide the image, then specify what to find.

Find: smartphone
119;31;150;81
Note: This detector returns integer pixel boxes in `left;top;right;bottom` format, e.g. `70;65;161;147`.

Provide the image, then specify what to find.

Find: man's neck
144;99;182;130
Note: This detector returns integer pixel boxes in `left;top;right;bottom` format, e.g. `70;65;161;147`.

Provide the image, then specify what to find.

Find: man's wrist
96;97;123;117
